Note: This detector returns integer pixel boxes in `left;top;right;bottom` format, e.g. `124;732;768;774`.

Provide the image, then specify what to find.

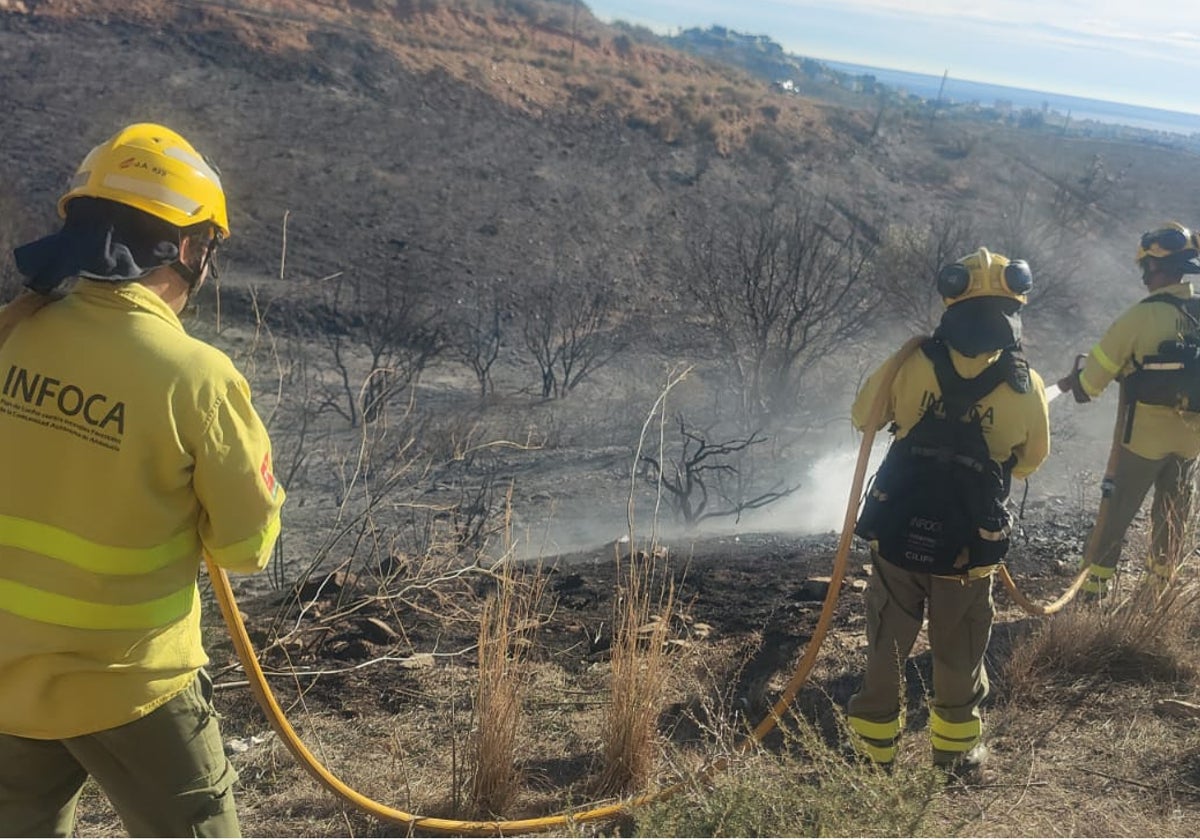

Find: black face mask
934;296;1023;357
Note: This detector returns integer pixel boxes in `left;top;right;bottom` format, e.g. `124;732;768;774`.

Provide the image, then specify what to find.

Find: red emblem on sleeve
260;452;278;498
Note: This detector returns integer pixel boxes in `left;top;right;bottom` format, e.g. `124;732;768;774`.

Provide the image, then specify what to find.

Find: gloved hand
1057;369;1091;403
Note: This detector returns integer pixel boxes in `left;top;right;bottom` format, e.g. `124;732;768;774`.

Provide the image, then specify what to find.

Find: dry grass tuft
468;561;548;819
467;495;549;821
597;544;677;796
1006;574;1200;697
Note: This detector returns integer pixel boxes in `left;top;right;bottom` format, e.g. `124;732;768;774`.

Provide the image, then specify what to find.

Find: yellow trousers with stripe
848;552;993;765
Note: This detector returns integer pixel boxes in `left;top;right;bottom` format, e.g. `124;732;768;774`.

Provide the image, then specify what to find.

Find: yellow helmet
936;247;1031;306
57;123;229;239
1135;221;1199;265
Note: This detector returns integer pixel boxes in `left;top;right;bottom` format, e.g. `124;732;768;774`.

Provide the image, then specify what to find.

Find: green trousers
1084;446;1198;589
847;553;994;765
0;670;240;838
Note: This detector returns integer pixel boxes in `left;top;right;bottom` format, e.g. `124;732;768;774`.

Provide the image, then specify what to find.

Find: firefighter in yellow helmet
1057;223;1200;598
0;124;283;837
849;248;1050;779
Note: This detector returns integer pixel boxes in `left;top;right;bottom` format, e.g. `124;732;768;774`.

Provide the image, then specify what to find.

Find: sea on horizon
821;60;1200;137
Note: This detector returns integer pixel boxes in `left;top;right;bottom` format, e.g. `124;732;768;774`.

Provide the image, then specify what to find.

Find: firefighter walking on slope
848;248;1050;780
1057;222;1200;598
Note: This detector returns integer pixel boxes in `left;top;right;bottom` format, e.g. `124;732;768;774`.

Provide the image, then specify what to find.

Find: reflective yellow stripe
1147;557;1175;579
931;733;978;753
856;740;897;763
930;710;980;753
0;578;196;630
1091;345;1121;375
848;715;902;741
930;709;980;741
0;515;198;575
205;514;281;569
847;714;904;763
1080;556;1113;578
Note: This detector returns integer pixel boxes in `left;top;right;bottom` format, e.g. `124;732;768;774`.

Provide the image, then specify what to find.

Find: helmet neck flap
934;295;1023;357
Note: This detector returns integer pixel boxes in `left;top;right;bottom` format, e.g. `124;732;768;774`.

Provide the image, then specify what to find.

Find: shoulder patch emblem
260;452;278;499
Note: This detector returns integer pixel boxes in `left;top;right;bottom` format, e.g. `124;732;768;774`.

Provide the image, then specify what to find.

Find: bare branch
681;195;879;430
638;414;798;528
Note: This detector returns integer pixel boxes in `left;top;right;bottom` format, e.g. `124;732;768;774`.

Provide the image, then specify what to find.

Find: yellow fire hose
203;336;916;834
205;335;1094;832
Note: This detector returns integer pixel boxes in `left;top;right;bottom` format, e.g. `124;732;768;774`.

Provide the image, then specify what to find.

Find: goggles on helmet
1137;223;1199;263
937;248;1031;305
936;264;971;298
1142;226;1191;253
1004;260;1032;295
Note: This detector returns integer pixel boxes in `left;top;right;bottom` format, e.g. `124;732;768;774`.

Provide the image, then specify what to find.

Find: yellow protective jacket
852;343;1050;576
852;344;1050;480
1079;282;1200;460
0;281;284;739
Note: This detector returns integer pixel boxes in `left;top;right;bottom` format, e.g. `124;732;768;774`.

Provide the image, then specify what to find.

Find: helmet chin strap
170;232;218;302
171;259;206;312
171;258;203;290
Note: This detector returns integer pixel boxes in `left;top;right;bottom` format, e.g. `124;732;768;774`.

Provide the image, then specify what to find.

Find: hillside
1;0;837;298
5;1;1200;837
5;0;1198;321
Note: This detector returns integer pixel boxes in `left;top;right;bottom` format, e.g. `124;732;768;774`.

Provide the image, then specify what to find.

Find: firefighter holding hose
0;123;283;837
1056;222;1200;599
848;248;1050;780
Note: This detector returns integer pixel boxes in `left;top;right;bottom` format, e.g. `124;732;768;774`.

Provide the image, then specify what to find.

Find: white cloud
803;0;1198;54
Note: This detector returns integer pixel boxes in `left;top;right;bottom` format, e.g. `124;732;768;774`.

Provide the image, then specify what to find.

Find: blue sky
583;0;1200;116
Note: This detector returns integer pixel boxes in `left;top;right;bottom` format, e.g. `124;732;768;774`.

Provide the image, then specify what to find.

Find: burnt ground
49;260;1200;838
72;494;1200;837
9;2;1200;836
